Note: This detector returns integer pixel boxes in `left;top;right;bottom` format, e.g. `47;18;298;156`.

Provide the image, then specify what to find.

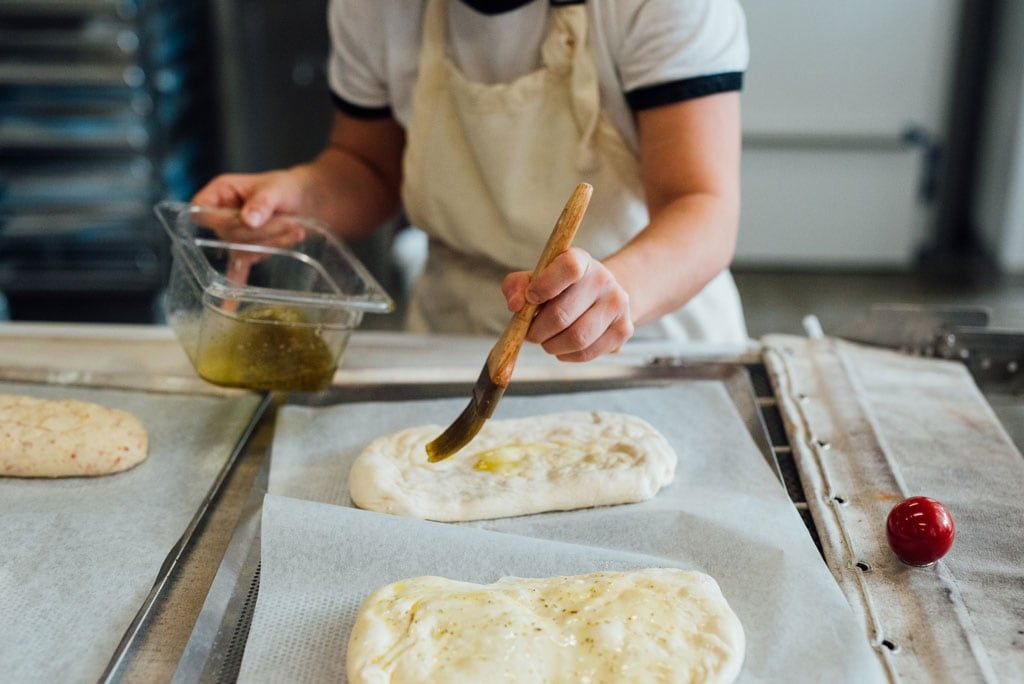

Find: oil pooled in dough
471;439;636;478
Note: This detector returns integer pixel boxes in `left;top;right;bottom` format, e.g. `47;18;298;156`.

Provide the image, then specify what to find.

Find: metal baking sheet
174;365;867;682
0;381;264;683
244;493;879;682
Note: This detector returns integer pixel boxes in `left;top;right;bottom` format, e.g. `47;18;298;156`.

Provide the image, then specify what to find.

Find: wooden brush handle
486;182;593;387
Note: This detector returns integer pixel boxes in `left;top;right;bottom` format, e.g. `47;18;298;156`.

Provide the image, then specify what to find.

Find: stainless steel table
1;323;1020;682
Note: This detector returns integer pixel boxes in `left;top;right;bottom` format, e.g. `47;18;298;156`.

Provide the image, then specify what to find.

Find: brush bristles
425;398;486;462
426;366;505;462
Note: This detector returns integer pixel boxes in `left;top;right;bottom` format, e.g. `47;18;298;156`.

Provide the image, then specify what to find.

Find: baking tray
174;361;812;683
0;376;270;683
98;391;272;682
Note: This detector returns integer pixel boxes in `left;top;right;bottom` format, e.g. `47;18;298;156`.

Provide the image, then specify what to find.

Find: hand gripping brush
425;182;593;462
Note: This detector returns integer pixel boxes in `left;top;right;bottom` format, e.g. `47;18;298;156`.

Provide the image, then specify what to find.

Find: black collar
458;0;537;15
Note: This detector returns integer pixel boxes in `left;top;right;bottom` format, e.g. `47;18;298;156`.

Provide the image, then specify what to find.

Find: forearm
603;192;738;326
295;144;402;240
282;111;405;240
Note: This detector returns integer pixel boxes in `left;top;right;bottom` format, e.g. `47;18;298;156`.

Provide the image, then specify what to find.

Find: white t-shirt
327;0;748;152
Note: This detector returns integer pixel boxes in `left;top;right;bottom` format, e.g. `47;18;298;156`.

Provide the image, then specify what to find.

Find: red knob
886;496;955;566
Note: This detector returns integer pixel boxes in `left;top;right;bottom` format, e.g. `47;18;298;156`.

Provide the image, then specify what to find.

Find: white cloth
399;0;747;342
327;0;749;152
764;336;1024;681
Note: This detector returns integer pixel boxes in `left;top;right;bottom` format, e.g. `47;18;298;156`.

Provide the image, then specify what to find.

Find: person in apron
194;0;750;359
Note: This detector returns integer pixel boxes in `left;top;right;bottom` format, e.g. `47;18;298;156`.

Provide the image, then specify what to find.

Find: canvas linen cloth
248;384;884;682
764;335;1024;683
0;382;260;683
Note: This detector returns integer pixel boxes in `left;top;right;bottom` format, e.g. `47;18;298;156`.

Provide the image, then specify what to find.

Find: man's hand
502;247;634;362
192;110;405;244
192;167;316;231
191;168;317;266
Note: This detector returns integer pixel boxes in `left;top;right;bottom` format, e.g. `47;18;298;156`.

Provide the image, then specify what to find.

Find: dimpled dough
0;394;148;477
347;569;745;684
348;411;677;522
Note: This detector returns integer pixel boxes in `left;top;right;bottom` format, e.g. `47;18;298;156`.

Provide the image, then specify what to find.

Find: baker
194;0;749;360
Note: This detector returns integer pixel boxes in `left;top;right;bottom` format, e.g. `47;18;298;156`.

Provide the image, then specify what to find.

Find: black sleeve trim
330;90;393;119
625;72;743;111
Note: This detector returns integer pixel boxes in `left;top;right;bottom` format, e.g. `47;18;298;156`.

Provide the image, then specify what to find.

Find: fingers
527;258;613;344
254;223;306;248
501;272;531;312
192;174;266;240
521;251;636;362
527;279;601;344
556;315;635;363
191;172;297;229
539;300;617;355
525;248;590;305
538;279;630;355
240;182;287;228
192;174;255;209
225;250;255;286
223;228;307;278
191;180;234;208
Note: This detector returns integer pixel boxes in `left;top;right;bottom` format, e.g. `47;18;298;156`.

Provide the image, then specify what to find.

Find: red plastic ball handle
886;496;955;566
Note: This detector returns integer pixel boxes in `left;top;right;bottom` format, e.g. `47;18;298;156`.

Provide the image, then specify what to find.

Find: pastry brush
425;182;593;462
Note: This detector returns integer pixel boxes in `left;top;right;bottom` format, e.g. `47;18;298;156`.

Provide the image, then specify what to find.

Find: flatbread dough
347;568;745;684
0;394;148;477
349;411;676;521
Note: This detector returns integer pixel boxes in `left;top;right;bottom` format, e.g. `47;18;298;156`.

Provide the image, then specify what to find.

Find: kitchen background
2;0;1023;336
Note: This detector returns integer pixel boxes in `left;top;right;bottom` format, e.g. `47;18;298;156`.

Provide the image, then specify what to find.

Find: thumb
501;271;531;312
240;184;284;228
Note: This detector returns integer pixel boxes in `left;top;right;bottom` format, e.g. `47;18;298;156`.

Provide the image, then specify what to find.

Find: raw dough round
0;394;148;477
347;568;745;684
349;411;676;521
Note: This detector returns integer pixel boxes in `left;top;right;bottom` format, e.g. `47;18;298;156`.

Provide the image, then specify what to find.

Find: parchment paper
0;382;261;683
248;385;884;682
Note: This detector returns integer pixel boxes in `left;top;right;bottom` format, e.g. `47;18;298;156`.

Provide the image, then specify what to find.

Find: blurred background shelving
2;0;1023;332
0;0;217;321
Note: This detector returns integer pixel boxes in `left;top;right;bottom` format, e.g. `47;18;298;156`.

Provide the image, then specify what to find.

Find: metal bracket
839;304;1023;394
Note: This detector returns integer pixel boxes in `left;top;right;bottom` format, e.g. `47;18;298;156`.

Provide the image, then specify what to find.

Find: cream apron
401;0;748;344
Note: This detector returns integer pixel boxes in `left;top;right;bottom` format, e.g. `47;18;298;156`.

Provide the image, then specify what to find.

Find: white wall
737;1;962;267
739;148;924;266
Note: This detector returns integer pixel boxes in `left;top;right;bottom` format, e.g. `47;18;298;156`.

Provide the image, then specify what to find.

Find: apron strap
418;0;447;72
